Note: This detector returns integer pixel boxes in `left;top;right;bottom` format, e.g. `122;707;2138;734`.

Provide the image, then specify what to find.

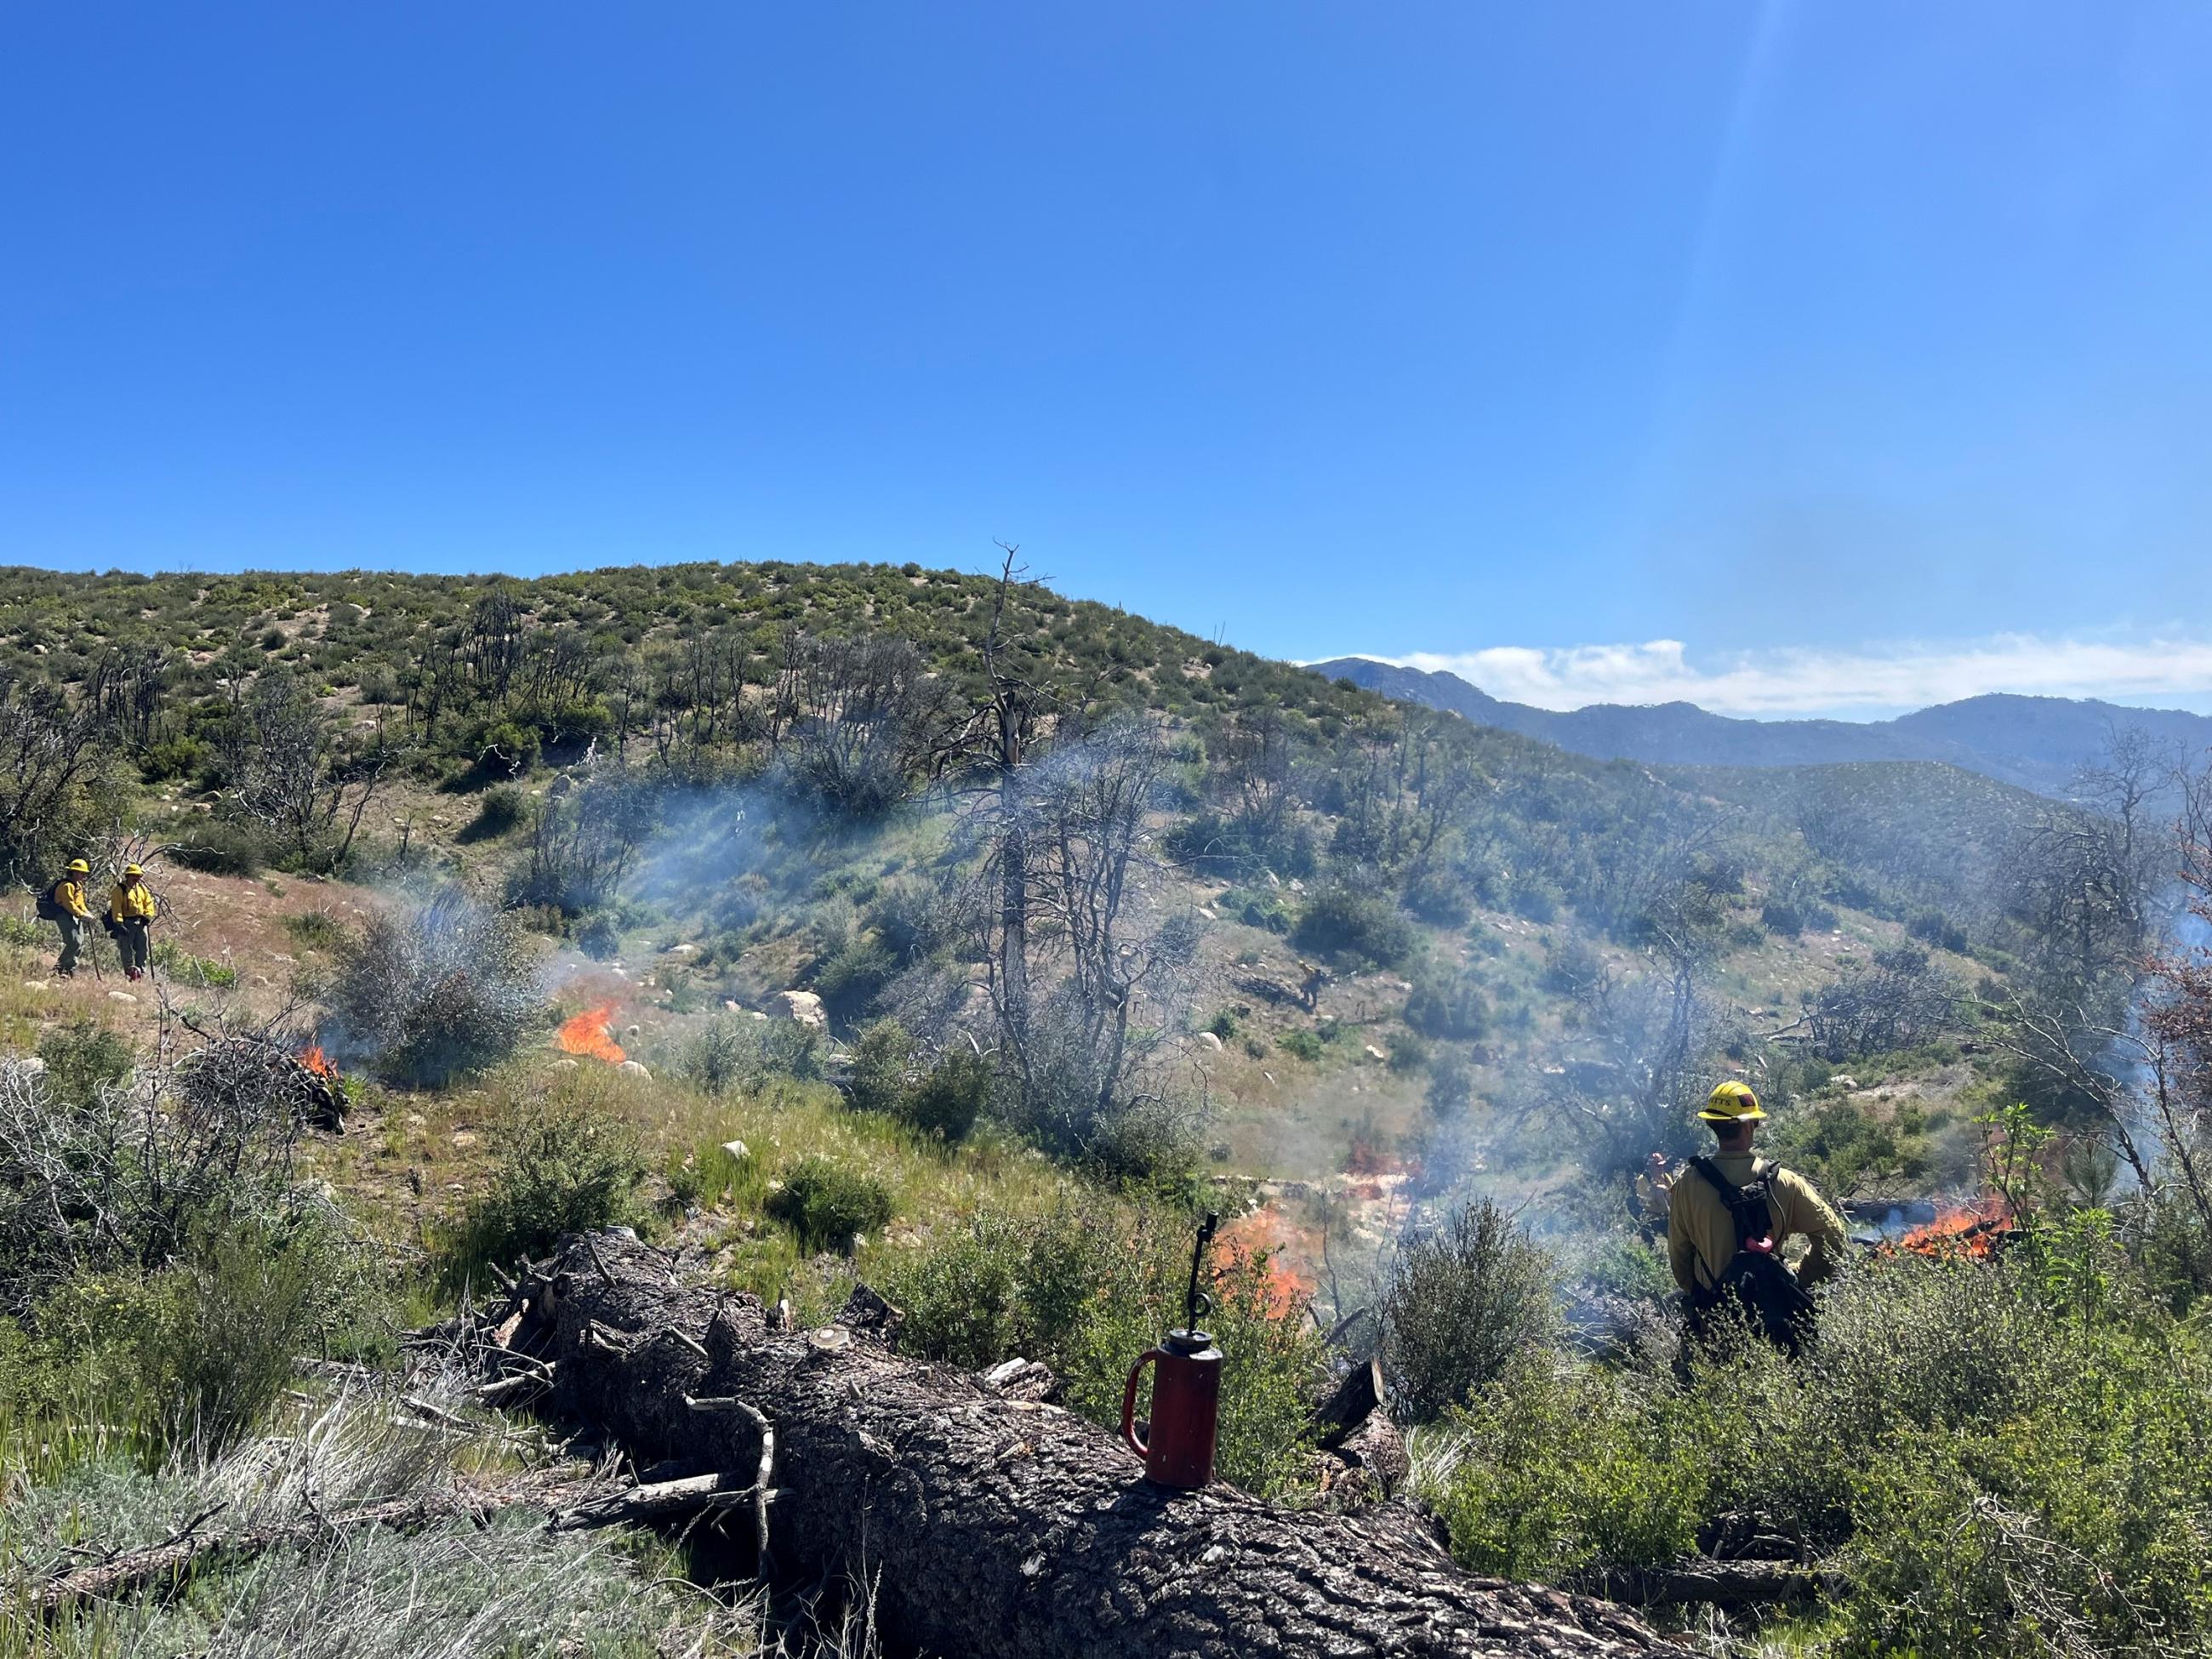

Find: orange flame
1217;1211;1318;1319
1891;1196;2013;1260
556;1003;626;1064
299;1044;338;1080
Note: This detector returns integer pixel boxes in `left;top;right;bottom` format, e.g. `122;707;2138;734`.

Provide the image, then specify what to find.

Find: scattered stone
720;1139;750;1161
404;1112;427;1127
723;999;743;1012
107;990;138;1005
21;980;48;991
624;1023;641;1039
1197;1030;1223;1052
619;1059;653;1080
1362;1044;1387;1062
664;942;698;955
552;1057;580;1070
1831;1075;1860;1091
451;1131;479;1150
772;989;827;1029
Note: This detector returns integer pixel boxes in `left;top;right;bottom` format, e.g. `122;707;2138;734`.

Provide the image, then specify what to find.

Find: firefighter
108;863;157;982
1297;960;1325;1012
41;858;96;978
1633;1150;1676;1243
1668;1080;1846;1355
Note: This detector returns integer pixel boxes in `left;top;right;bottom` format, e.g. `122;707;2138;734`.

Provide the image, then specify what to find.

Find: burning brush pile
1881;1194;2016;1262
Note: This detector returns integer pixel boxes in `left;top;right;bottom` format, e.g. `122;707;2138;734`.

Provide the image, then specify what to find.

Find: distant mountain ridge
1310;658;2212;800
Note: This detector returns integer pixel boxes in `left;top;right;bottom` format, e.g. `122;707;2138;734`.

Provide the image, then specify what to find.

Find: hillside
1314;655;2212;798
3;560;2205;1658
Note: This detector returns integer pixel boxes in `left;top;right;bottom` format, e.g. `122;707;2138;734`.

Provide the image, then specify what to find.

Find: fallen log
526;1231;1684;1657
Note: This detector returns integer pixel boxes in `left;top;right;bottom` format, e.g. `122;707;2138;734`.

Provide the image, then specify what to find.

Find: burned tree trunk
515;1233;1679;1658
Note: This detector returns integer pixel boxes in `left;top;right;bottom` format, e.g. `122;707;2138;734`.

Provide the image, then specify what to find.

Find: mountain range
1308;658;2212;801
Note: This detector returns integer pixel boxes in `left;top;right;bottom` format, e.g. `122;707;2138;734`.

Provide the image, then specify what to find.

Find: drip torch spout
1183;1211;1219;1336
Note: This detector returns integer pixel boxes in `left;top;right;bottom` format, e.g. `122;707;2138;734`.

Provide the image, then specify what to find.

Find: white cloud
1354;636;2212;720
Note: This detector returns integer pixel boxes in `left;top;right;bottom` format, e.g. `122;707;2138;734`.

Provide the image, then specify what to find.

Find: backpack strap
1689;1155;1776;1251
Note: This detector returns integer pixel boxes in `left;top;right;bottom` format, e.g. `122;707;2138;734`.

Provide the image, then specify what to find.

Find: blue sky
4;4;2208;715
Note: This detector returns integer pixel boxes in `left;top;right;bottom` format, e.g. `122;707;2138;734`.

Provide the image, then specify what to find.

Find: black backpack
34;881;68;922
1686;1156;1816;1354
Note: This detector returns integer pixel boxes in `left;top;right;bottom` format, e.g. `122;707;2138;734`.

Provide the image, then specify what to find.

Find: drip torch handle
1183;1211;1219;1334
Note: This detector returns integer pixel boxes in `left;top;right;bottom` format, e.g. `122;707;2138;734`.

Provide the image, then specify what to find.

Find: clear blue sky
4;4;2208;713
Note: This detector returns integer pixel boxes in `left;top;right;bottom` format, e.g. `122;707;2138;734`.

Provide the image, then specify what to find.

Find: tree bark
525;1232;1683;1658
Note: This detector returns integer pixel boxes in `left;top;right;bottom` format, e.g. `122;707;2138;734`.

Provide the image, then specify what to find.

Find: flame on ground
557;1003;626;1065
299;1044;338;1080
1217;1211;1318;1320
1890;1195;2013;1260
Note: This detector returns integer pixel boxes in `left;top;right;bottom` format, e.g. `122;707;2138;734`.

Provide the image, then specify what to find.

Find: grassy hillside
4;560;2203;1658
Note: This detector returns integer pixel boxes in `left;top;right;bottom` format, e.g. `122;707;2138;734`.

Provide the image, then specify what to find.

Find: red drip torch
1121;1211;1222;1491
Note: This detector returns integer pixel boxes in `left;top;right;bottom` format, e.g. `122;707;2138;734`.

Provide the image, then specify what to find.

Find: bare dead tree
970;717;1205;1172
1545;895;1728;1174
220;673;401;867
1806;943;1963;1062
0;673;110;885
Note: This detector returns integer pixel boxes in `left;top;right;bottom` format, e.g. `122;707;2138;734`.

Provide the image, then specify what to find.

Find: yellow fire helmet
1699;1080;1766;1122
122;864;145;878
65;858;90;875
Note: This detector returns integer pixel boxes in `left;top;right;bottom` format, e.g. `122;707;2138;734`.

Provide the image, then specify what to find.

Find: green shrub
4;1201;380;1460
282;909;347;950
1508;878;1561;923
451;1098;645;1272
139;735;208;783
1403;868;1474;928
36;1019;134;1107
1759;898;1804;937
683;1013;823;1097
767;1157;892;1251
904;1047;991;1142
1422;1348;1707;1582
465;784;528;840
1384;1029;1429;1071
1208;885;1292;933
1907;908;1970;952
170;816;275;876
846;1018;915;1116
1205;1007;1241;1040
1292;884;1414;967
151;938;239;986
1424;1053;1474;1118
1383;1198;1559;1422
1405;966;1490;1040
1277;1029;1325;1063
812;935;895;1023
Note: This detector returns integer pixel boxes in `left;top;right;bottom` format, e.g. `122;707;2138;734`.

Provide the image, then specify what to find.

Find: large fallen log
521;1231;1682;1657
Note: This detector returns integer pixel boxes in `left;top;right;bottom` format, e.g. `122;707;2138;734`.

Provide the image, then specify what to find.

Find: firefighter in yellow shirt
108;863;158;982
1669;1081;1846;1354
41;858;96;978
